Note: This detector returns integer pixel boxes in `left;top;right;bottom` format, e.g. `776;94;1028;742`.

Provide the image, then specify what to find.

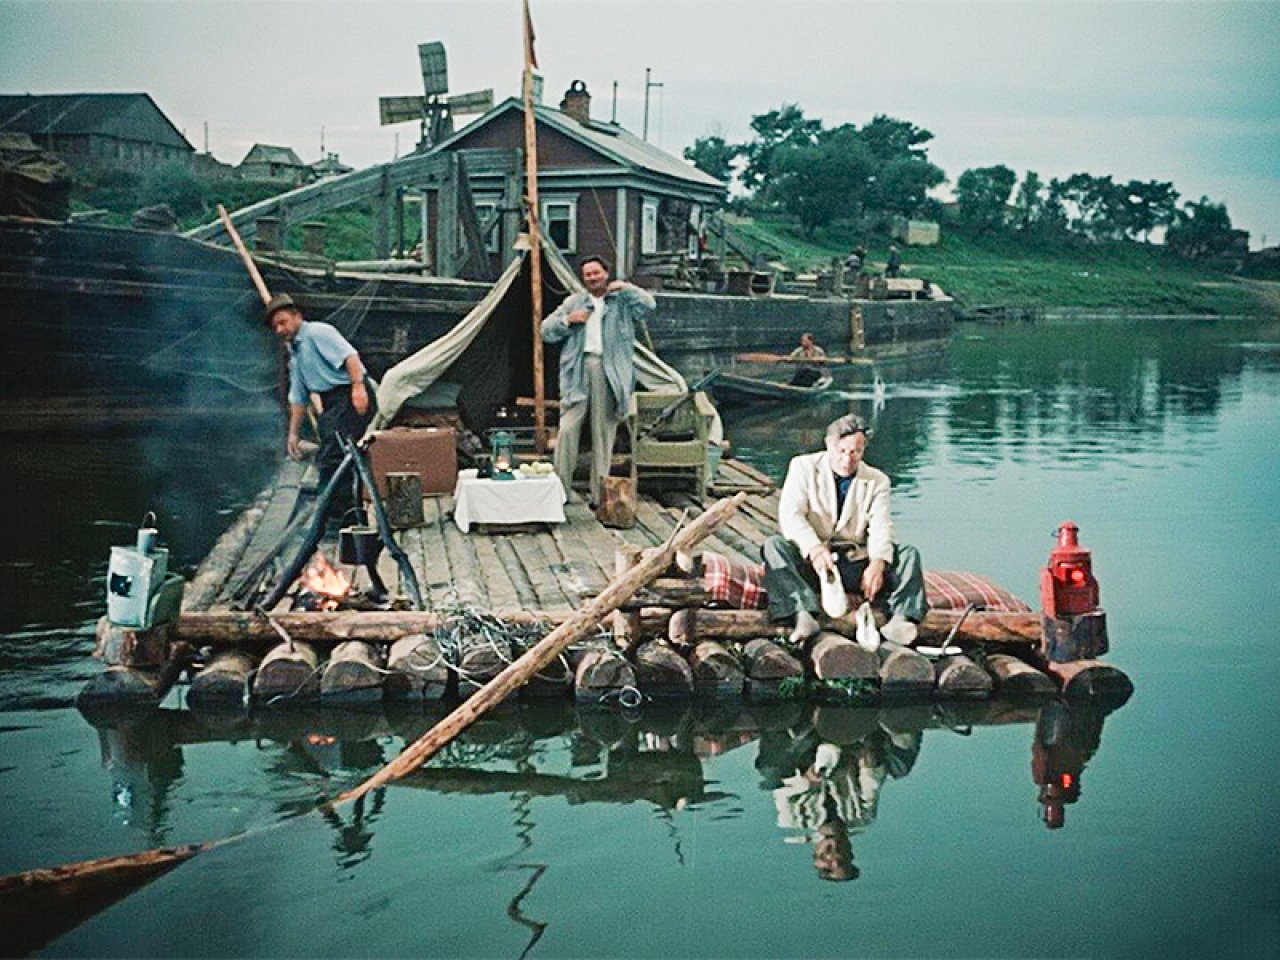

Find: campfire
295;550;352;611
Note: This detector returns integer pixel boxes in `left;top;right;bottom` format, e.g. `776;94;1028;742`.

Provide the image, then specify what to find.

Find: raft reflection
82;693;1130;873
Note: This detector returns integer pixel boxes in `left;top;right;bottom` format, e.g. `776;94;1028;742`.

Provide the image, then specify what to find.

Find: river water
1;319;1277;957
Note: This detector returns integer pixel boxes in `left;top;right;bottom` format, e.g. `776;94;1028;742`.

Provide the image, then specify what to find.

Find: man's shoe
880;614;919;647
789;609;821;646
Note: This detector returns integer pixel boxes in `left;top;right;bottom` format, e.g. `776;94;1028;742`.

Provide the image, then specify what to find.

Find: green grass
740;216;1267;316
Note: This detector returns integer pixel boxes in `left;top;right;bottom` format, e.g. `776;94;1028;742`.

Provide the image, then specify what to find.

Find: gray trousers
761;534;928;623
554;355;620;503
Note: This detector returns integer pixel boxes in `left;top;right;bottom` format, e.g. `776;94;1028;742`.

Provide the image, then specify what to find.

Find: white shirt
583;295;605;356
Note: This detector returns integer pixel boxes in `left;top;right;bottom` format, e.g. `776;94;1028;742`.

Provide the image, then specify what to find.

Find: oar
0;493;748;944
636;368;721;442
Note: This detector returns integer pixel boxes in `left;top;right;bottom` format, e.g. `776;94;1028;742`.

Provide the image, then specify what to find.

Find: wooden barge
0;217;951;431
82;452;1132;712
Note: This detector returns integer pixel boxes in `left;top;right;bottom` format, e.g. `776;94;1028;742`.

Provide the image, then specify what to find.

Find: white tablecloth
453;469;567;532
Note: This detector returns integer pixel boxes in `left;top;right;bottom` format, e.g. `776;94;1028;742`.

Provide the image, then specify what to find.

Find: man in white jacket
763;414;927;645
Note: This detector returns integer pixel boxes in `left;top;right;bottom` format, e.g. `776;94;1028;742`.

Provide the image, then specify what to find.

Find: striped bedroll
700;551;1031;613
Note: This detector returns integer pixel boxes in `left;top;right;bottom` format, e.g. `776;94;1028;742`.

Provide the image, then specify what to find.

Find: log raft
85;454;1130;707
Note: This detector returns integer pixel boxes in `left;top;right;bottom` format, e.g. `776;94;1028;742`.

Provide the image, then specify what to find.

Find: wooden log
252;641;320;703
385;634;449;701
597;474;637;529
617;607;1041;645
1040;610;1109;663
668;607;697;646
183;484;272;611
77;644;190;708
985;652;1057;696
741;637;804;701
1045;659;1134;700
574;648;637;703
612;546;644;648
632;641;694;698
522;652;574;699
688;641;745;697
808;632;879;683
384;472;425;529
457;638;510;698
94;618;169;668
877;642;934;698
77;666;170;707
932;654;994;700
188;651;257;708
321;641;385;702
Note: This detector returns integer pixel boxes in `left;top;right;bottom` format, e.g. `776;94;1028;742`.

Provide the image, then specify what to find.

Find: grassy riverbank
734;217;1268;316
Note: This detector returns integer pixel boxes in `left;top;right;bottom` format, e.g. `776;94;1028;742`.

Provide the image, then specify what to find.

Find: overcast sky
2;0;1277;247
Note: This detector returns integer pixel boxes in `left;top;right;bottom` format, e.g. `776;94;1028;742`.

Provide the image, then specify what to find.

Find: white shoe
880;614;918;647
854;601;880;652
820;569;849;618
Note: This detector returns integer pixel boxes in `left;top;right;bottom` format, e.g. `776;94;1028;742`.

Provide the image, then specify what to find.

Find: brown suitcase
368;427;458;497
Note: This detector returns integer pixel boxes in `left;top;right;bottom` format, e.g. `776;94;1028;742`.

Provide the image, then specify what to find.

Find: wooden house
238;144;313;185
0;93;193;174
422;81;726;280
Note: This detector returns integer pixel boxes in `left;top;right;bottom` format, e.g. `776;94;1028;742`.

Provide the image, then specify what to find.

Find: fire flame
300;550;351;610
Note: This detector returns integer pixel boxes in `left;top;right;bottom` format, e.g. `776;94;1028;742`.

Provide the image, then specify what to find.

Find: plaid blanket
700;551;1031;613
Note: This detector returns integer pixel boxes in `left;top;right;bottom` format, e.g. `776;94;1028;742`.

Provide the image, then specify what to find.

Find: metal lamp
490;430;516;480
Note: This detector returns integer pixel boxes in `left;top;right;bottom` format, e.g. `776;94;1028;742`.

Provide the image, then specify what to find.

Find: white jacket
778;452;895;564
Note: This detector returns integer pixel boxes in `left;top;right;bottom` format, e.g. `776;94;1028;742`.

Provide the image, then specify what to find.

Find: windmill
378;42;494;152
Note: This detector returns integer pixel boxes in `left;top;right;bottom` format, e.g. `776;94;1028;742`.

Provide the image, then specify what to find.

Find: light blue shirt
287;321;359;406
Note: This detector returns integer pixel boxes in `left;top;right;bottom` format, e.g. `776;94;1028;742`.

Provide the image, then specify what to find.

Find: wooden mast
523;0;547;452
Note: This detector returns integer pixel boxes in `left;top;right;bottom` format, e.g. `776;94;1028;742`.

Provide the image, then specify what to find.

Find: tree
954;165;1017;233
772;128;875;235
1165;197;1239;259
870;154;945;218
739;103;822;194
1012;171;1043;231
1116;179;1179;242
683;135;738;185
856;115;936;163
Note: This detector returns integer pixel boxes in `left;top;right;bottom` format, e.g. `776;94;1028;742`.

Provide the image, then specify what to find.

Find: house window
541;198;577;253
641;198;659;254
473;197;502;254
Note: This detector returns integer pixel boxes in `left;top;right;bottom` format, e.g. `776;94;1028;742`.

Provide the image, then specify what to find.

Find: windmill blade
379;95;426;125
447;89;494;115
419;41;449;96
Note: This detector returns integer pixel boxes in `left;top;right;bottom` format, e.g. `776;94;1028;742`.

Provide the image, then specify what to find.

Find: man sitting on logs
267;293;374;525
762;414;927;645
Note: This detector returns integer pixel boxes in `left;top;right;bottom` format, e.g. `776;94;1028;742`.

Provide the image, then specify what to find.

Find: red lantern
1040;522;1100;618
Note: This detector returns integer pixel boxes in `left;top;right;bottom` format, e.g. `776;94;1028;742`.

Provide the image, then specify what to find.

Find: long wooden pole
522;0;547;453
334;492;746;803
217;203;271;305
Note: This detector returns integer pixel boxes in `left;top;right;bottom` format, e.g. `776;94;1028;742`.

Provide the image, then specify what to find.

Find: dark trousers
761;534;928;623
316;383;375;525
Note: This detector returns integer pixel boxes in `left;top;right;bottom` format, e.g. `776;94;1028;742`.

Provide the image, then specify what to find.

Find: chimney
560;80;591;124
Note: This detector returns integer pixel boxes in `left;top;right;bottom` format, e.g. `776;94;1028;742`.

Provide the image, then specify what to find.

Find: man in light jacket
763;414;926;645
541;254;655;505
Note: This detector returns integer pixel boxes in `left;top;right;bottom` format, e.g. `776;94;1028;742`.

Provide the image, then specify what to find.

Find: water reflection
77;694;1130;891
723;319;1280;485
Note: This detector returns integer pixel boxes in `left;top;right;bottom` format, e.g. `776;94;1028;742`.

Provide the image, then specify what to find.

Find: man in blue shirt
266;293;373;520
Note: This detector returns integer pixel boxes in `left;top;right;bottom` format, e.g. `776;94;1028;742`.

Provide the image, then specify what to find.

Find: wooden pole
217;203;272;305
522;0;547;453
334;492;747;804
0;493;748;924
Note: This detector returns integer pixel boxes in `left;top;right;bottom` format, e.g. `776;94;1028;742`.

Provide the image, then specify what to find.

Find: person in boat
763;413;927;645
540;254;655;506
787;332;827;387
266;293;374;523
